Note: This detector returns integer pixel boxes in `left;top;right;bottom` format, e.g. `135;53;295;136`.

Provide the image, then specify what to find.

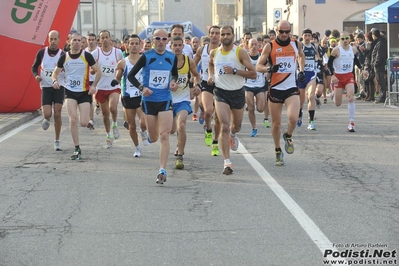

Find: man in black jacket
371;29;388;103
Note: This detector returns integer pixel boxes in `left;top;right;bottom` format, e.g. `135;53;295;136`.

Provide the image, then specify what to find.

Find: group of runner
32;21;364;183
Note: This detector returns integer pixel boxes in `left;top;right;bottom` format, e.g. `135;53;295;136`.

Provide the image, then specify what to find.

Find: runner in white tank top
91;30;124;147
208;26;257;175
193;26;222;156
328;31;362;132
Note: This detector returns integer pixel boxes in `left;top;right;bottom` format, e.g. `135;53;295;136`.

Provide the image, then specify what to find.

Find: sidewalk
0;111;40;135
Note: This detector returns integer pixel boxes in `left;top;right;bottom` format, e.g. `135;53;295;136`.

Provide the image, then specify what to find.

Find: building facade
71;0;388;41
72;0;135;39
265;0;386;36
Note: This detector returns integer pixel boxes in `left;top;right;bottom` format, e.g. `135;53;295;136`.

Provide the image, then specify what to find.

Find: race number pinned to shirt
216;62;234;76
304;60;315;72
149;70;169;89
42;68;54;83
101;64;116;77
276;57;295;73
67;75;82;89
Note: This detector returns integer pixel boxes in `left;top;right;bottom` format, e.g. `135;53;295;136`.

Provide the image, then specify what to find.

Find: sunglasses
154;37;168;41
279;30;291;34
340;36;350;41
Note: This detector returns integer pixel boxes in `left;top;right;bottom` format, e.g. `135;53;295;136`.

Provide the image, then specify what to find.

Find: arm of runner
207;49;215;85
297;42;305;73
51;67;62;89
193;46;203;65
328;47;340;83
90;63;101;95
169;56;178;92
112;59;126;85
256;43;271;73
89;49;99;75
51;54;66;89
189;58;201;97
127;54;146;88
32;49;44;82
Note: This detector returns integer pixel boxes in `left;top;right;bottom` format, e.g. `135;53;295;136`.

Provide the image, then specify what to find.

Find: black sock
309;110;315;121
75;145;80;150
275;147;282;152
206;129;212;133
299;109;303;118
212;140;218;145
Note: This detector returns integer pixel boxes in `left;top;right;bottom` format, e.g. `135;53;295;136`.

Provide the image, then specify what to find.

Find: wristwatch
233;68;237;75
138;84;144;91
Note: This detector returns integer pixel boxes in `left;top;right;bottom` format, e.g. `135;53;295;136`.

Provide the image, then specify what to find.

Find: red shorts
95;88;121;104
335;72;355;89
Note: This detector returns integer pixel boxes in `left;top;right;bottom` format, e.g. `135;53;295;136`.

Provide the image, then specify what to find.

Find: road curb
0;111;41;136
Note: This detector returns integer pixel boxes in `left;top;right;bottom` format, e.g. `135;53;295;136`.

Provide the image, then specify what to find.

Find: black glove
298;71;306;83
268;64;280;73
110;79;119;86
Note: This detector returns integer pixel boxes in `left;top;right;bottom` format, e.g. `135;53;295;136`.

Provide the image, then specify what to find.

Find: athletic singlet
172;55;191;103
269;40;298;90
302;42;317;73
141;49;176;102
122;57;142;98
40;47;63;88
92;47;123;90
214;45;245;91
201;44;210;81
245;53;266;88
63;51;91;92
333;46;354;74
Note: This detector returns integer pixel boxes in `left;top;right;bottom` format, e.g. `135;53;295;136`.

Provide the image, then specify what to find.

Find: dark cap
325;29;331;36
303;28;312;35
372;29;380;37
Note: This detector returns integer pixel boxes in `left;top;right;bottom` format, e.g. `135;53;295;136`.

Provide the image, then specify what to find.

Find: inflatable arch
0;0;80;112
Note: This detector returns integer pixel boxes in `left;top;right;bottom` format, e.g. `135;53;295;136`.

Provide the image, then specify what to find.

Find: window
83;10;92;24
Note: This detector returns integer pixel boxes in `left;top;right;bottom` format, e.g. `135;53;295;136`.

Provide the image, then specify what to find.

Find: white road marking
0;117;42;143
237;142;346;263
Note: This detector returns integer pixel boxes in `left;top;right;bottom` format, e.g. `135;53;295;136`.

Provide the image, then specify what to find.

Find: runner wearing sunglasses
327;31;362;132
256;20;305;166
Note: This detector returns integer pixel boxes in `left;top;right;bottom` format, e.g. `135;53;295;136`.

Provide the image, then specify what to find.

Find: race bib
216;62;234;76
42;68;54;83
101;64;116;77
304;60;315;71
276;57;295;73
340;60;353;72
149;70;169;89
177;74;188;90
128;85;142;98
67;75;82;89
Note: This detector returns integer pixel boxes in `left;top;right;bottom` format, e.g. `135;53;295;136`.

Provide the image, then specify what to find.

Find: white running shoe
54;140;62;151
87;119;94;130
106;136;113;149
347;122;355;132
112;126;120;139
140;130;149;146
229;133;239;151
42;119;50;130
95;105;101;115
133;146;141;157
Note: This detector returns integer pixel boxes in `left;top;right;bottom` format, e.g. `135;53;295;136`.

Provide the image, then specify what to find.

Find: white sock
348;102;355;122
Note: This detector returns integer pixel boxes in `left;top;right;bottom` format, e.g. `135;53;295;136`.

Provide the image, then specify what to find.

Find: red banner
0;0;80;112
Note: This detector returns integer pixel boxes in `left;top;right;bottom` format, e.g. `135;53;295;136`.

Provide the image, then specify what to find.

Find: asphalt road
0;99;398;266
